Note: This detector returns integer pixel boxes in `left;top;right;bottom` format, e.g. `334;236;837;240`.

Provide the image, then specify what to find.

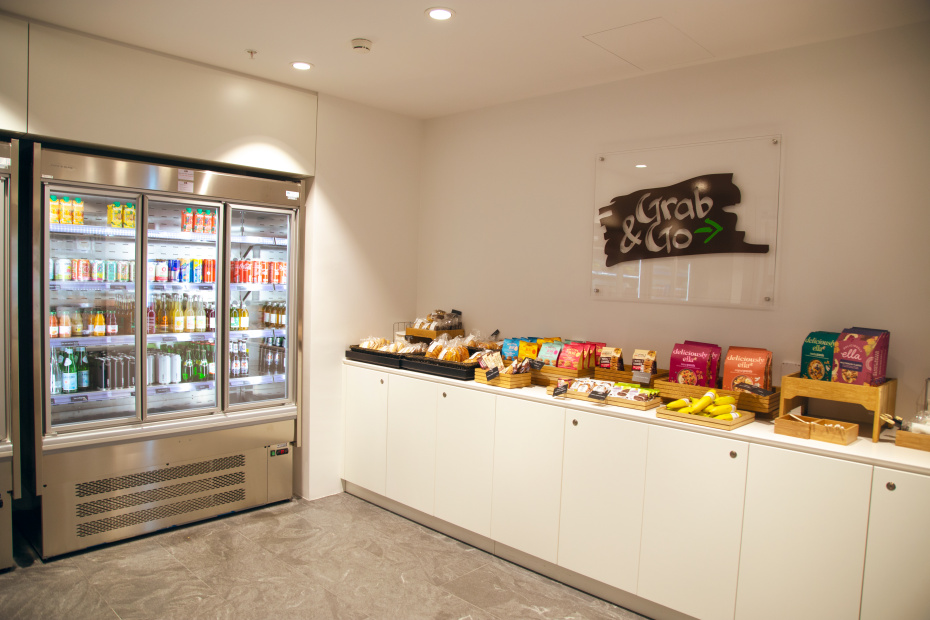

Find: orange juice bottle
49;195;61;225
60;196;73;225
171;295;184;333
49;310;59;338
93;309;106;337
73;197;85;225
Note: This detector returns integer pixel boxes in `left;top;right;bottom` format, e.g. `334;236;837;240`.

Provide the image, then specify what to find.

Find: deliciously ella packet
833;328;890;385
669;342;715;387
800;332;839;381
723;346;773;390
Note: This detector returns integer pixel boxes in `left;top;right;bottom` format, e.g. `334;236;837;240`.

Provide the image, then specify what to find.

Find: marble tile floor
0;493;649;620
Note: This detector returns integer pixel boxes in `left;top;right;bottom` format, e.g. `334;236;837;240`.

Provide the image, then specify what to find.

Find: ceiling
2;0;928;119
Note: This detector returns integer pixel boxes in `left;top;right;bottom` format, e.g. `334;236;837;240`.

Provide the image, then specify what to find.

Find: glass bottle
61;348;77;394
157;295;169;333
230;302;240;331
185;295;196;333
239;302;250;331
182;345;194;383
147;300;156;334
278;302;286;329
207;303;216;332
82;308;93;337
172;295;184;333
77;346;90;391
194;296;206;332
93;309;106;337
72;309;83;338
230;342;240;378
49;310;59;339
50;350;62;395
59;309;72;339
239;344;249;376
207;345;216;379
106;307;118;335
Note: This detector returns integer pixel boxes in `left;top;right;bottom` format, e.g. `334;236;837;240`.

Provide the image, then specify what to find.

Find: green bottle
77;346;90;391
182;345;194;383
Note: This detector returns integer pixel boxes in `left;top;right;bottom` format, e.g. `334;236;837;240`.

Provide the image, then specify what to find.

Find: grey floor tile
0;559;118;620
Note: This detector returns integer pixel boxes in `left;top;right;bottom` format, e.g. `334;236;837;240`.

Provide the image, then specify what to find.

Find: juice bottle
72;309;83;337
239;303;250;330
82;308;93;337
184;296;195;333
109;202;123;228
182;208;194;233
207;302;216;332
73;197;85;225
49;310;59;338
172;295;184;333
106;308;118;335
93;309;106;337
194;296;206;332
59;309;72;339
123;203;136;229
147;301;156;334
278;303;286;329
49;195;61;224
60;196;73;225
194;209;204;233
157;295;168;333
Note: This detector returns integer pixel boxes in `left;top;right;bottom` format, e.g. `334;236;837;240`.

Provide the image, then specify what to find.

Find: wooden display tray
779;373;897;443
474;368;531;389
655;406;755;431
405;328;465;339
774;414;819;440
894;430;930;452
810;419;859;446
531;364;595;387
593;368;669;387
546;385;662;411
655;379;780;417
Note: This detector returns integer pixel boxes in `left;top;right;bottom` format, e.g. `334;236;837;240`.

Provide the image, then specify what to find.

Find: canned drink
192;258;203;283
49;258;54;281
229;260;239;283
154;260;168;283
117;260;130;282
78;259;91;282
91;259;105;282
55;258;72;281
260;260;270;284
168;259;180;282
203;259;215;283
179;258;191;283
129;260;136;282
147;260;156;282
71;259;81;280
241;260;253;283
274;261;287;284
106;260;118;282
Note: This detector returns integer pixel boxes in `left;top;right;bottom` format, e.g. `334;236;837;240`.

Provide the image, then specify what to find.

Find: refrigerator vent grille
76;489;246;538
75;455;246;497
75;472;246;518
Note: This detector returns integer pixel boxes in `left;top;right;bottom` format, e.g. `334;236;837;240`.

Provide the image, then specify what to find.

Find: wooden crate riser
546;386;662;411
655;406;755;431
593;369;670;387
655;379;780;416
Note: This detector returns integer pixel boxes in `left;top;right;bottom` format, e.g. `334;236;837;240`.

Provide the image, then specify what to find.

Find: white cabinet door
860;467;930;620
735;444;872;620
491;398;565;564
434;385;497;537
386;375;438;515
558;410;648;593
343;365;389;495
638;425;748;620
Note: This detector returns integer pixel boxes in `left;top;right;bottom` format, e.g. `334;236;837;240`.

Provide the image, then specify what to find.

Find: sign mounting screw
772;138;779;144
246;49;258;59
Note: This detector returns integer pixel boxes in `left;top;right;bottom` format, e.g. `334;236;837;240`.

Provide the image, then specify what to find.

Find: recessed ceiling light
291;61;313;71
426;7;454;20
635;164;647;168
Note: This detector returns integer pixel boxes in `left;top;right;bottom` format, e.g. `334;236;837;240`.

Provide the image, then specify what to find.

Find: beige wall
418;21;930;417
0;14;28;132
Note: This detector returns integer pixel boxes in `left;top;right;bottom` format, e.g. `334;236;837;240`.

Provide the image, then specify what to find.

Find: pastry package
438;336;470;362
359;336;389;350
425;334;450;358
832;328;890;386
501;338;520;359
669;343;715;387
608;383;659;402
378;342;403;353
598;347;623;370
723;346;773;390
557;343;585;370
518;341;541;360
570;379;595;394
537;342;563;366
684;340;722;385
800;331;839;381
586;342;607;364
463;331;482;348
478;351;505;370
399;342;428;355
631;349;657;374
501;357;530;375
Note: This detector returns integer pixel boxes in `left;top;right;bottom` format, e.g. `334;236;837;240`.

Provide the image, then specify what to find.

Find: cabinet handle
442;392;447;398
572;419;578;426
730;451;738;459
380;379;384;385
886;482;896;491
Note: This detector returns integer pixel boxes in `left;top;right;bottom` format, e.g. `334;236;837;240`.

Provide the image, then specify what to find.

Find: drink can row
52;258;135;282
230;259;287;284
148;258;214;283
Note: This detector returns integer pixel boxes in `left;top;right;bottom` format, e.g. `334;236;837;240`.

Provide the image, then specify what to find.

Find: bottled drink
230;345;240;378
147;301;156;334
82;308;93;337
106;307;118;335
207;303;216;332
59;309;72;338
278;303;286;329
50;350;63;395
182;346;194;383
207;346;216;379
230;302;240;331
72;309;83;337
239;345;249;376
194;296;206;332
62;348;78;394
239;302;250;330
77;347;90;391
185;295;196;333
49;310;59;339
157;295;169;333
172;295;184;333
196;345;208;381
93;309;106;337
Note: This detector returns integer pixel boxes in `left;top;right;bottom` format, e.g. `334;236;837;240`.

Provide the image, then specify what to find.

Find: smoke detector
351;38;372;54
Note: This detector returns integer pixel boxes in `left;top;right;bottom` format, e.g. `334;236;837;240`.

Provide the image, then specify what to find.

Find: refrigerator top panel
40;148;302;208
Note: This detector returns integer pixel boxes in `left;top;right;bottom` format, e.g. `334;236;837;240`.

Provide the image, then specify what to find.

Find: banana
678;406;694;414
666;398;691;410
713;412;741;421
713;396;736;407
707;404;737;416
690;389;717;414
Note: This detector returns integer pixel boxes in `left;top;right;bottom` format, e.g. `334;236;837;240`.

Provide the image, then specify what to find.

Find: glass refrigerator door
46;186;141;428
144;198;222;417
0;174;6;442
226;205;292;407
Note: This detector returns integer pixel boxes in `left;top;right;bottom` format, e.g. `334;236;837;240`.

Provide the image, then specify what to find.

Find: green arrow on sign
694;218;723;244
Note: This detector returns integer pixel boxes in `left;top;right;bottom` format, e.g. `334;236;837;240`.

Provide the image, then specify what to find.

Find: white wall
418;21;930;417
300;94;421;499
0;14;28;133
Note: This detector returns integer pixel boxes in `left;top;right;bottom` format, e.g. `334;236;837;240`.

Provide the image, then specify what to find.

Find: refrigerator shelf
229;328;286;340
229;374;285;388
149;380;215;395
149;283;216;292
50;223;135;238
148;333;216;343
232;235;287;247
50;336;135;348
230;283;286;292
50;281;135;292
52;388;136;405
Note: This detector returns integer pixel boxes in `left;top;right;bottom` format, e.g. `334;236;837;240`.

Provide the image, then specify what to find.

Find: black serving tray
345;347;404;368
401;356;476;381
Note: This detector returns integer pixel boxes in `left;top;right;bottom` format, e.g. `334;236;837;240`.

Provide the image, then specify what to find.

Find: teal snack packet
800;331;840;381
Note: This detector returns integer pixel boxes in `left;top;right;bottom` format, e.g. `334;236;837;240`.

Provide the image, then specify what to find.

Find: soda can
106;260;118;282
168;259;180;282
230;259;239;283
117;260;130;282
275;261;287;284
192;258;203;283
179;258;191;283
54;258;72;281
154;260;168;283
78;258;91;282
203;259;215;283
91;259;105;282
129;260;136;283
147;260;156;282
241;260;253;284
260;260;270;284
71;259;81;280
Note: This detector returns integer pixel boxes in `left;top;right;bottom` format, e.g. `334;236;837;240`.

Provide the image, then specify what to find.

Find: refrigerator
0;139;19;570
26;145;305;558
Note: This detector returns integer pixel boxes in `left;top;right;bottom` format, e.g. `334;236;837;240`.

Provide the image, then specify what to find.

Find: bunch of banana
665;390;741;420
